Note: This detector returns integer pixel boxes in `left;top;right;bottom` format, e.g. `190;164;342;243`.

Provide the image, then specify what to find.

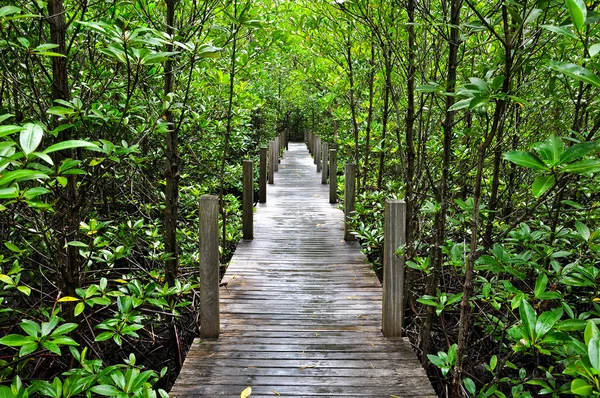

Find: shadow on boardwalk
170;142;436;397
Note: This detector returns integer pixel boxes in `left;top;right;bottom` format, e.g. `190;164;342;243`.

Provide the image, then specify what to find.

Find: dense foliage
1;0;600;397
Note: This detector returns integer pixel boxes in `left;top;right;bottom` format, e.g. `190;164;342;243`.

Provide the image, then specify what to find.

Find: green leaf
448;98;472;111
556;319;588;331
562;159;600;174
463;377;476;394
42;340;61;355
590;43;600;58
17;285;31;296
0;170;49;187
571;379;593;395
520;300;537;340
43;140;99;154
20;123;43;156
541;24;578;39
95;331;114;342
533;135;564;166
20;320;40;337
23;187;51;200
534;273;548;298
585;321;599;345
565;0;587;31
19;341;38;357
52;322;77;336
589;336;600;371
535;308;562;338
576;221;591;241
560;141;597;164
504;151;548;171
74;302;85;317
0;125;24;137
197;43;220;59
549;61;600;89
0;186;18;199
0;334;32;346
90;385;122;396
532;175;555;197
0;6;21;17
490;355;497;371
416;84;440;93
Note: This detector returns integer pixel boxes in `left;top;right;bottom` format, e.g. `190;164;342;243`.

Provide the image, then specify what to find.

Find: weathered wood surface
170;143;435;398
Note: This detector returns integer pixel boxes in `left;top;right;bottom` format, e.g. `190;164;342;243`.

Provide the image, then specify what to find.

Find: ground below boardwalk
170;143;436;397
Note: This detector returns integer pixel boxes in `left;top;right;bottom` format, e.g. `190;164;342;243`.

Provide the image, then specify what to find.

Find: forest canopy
1;0;600;397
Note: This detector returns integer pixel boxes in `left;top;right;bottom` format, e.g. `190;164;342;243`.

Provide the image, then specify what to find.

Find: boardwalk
170;143;435;397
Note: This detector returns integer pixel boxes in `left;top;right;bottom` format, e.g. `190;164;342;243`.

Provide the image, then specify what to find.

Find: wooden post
344;163;356;241
321;142;329;184
382;200;406;338
242;160;253;240
315;136;321;171
200;195;219;339
308;131;313;154
329;149;337;203
278;135;282;162
274;137;279;171
268;141;274;185
259;147;267;203
285;130;289;150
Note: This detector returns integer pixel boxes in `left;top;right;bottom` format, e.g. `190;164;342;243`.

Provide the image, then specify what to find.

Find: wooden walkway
170;143;435;397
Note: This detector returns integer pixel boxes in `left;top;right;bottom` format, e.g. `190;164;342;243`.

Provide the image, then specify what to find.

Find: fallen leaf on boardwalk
345;296;359;300
272;391;281;396
240;387;252;398
299;365;315;370
314;332;319;337
371;343;376;347
390;395;400;398
370;362;375;369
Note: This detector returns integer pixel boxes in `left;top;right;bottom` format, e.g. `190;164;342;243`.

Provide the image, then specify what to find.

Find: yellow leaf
240;387;252;398
299;365;315;370
57;296;80;302
593;298;600;302
272;391;281;396
114;279;128;284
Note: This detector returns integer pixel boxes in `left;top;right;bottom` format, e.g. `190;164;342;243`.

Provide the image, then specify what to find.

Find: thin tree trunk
377;47;391;190
420;0;460;361
453;4;512;396
164;0;179;286
346;28;360;184
219;0;239;244
363;33;375;190
48;0;79;299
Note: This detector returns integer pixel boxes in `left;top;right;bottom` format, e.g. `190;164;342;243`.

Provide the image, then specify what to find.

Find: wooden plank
170;143;434;397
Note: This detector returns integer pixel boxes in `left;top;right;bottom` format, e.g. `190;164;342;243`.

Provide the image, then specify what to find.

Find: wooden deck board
170;143;436;398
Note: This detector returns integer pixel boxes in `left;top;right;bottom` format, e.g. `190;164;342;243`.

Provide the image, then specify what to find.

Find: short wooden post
344;163;356;241
329;149;337;203
268;141;275;185
321;142;329;184
277;135;282;162
304;129;307;145
382;200;406;338
200;195;219;339
308;131;313;154
274;137;279;171
259;147;267;203
242;160;253;240
315;136;321;171
285;131;289;150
